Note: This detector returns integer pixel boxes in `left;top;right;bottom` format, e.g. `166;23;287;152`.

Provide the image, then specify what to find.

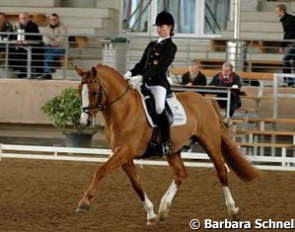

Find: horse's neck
100;76;138;122
102;90;142;137
104;79;126;100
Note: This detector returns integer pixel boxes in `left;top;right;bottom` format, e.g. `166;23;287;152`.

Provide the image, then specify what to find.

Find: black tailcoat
130;38;177;90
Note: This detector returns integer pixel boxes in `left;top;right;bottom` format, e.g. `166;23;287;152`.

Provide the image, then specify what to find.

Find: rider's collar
157;36;170;44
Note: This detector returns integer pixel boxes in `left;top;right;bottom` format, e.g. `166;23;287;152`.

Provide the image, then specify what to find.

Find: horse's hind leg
159;151;187;221
199;137;240;220
122;161;158;225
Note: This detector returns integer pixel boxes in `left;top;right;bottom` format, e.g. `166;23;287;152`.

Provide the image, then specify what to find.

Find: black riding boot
156;111;170;155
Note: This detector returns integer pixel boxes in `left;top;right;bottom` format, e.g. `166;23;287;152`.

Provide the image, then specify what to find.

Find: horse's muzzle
80;112;95;127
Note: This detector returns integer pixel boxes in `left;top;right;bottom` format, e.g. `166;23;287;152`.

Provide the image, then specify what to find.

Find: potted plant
41;87;96;148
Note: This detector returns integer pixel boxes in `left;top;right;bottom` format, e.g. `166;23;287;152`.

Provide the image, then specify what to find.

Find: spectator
9;12;44;78
181;60;206;86
41;13;67;80
209;62;242;117
275;4;295;87
0;13;14;53
0;12;14;38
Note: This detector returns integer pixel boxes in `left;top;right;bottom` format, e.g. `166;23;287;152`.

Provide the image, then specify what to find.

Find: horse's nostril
86;119;92;127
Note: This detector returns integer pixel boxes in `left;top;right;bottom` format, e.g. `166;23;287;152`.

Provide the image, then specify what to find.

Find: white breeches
146;85;167;114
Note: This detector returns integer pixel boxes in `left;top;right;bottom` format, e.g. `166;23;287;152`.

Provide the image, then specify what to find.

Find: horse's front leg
76;150;128;212
122;161;158;225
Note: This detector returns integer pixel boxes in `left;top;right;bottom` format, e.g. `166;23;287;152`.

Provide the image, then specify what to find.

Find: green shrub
41;88;84;131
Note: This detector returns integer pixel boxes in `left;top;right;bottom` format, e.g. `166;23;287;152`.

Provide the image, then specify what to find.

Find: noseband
82;76;129;112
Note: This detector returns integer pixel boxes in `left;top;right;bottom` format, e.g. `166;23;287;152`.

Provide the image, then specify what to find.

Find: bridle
81;76;129;112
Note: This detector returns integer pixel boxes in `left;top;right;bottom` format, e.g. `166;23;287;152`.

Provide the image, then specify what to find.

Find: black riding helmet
154;11;175;27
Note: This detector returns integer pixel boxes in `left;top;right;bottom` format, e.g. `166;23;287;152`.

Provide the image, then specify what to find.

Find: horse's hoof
230;207;240;221
75;203;90;213
159;202;171;221
147;216;159;226
232;211;241;221
159;210;169;221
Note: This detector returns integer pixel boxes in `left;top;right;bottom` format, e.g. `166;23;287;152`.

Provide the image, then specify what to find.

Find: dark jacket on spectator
280;13;295;48
9;20;43;75
0;21;14;38
181;71;207;86
0;21;14;52
14;20;42;42
209;72;242;117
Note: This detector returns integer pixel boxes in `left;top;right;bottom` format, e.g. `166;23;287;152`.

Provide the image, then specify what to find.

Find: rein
82;76;129;111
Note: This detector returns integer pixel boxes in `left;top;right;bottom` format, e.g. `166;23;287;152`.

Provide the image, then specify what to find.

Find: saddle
139;84;186;128
140;84;174;126
138;84;187;158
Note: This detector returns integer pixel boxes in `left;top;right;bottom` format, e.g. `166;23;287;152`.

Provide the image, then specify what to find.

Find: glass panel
122;0;151;32
158;0;196;34
204;0;230;34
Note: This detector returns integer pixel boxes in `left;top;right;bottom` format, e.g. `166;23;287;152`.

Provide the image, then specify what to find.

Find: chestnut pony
75;64;260;225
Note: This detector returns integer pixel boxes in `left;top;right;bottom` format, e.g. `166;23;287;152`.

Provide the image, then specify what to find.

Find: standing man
209;62;242;117
275;4;295;87
42;13;67;80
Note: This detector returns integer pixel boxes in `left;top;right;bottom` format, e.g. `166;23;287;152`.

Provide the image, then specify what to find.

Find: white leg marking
222;186;239;217
142;193;157;224
80;84;89;125
159;180;178;219
224;163;231;173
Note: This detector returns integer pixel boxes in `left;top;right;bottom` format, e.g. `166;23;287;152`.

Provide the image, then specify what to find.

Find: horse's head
76;66;102;126
76;64;130;126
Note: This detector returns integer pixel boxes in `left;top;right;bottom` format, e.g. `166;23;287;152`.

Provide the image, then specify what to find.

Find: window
122;0;230;36
158;0;196;34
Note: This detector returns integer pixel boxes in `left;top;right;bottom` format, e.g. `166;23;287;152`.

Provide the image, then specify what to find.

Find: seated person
181;59;207;86
41;13;67;80
209;62;242;117
9;12;44;78
0;12;14;51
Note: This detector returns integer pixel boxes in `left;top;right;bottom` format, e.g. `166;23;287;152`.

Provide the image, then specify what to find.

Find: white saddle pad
138;90;187;127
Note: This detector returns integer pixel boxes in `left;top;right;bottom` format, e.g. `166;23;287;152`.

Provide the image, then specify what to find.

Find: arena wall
0;79;77;124
0;79;294;131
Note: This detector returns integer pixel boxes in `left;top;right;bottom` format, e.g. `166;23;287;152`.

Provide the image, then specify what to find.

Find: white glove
232;84;239;89
128;75;143;90
123;71;132;80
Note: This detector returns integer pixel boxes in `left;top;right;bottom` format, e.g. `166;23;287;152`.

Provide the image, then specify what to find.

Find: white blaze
80;84;90;125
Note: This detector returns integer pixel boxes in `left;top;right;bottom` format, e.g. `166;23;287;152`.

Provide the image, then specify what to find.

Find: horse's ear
91;66;97;77
75;66;83;77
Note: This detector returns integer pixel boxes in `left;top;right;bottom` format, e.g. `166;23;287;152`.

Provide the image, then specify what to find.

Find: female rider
124;11;177;155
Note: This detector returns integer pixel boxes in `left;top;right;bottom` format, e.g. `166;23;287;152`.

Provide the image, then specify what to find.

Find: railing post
233;0;241;40
4;33;10;77
273;73;278;118
0;143;2;161
26;46;32;79
63;33;69;80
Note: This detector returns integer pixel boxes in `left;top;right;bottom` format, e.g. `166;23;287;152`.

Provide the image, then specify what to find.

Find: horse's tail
210;99;261;182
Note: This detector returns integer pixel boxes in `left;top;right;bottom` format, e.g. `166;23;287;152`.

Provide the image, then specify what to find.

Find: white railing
0;144;294;172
